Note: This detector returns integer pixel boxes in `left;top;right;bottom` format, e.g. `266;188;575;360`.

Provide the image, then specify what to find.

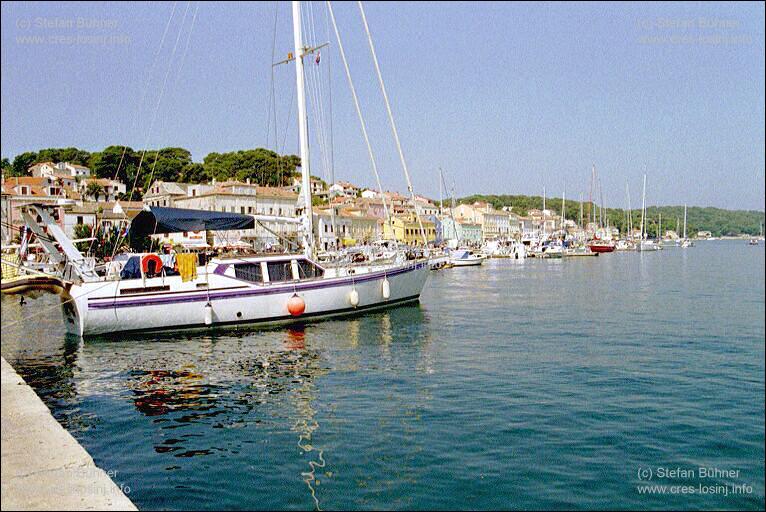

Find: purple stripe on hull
88;262;426;310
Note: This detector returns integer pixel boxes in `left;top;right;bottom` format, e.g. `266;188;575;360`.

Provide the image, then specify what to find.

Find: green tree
179;162;207;183
85;182;106;201
0;158;10;175
36;147;91;166
203;148;300;186
89;146;140;186
141;147;193;187
11;152;38;176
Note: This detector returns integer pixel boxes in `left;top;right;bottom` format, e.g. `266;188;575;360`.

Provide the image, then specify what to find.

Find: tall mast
590;164;595;226
640;174;646;240
658;212;662;240
627;183;632;239
439;167;444;213
683;204;687;239
561;186;566;235
542;186;546;238
292;1;314;257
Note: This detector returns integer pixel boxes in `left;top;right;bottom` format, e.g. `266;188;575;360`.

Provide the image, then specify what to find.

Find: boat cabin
214;255;325;284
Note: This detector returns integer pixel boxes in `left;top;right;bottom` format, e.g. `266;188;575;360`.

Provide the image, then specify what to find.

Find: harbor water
1;240;764;510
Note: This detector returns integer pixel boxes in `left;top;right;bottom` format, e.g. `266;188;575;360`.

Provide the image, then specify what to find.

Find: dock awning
129;206;255;238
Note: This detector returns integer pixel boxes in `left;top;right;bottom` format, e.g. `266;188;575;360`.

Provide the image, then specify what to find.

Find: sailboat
748;223;762;245
637;174;659;252
680;204;694;248
21;2;429;337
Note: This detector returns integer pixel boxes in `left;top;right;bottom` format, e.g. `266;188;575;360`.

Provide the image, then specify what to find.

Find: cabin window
234;263;263;283
266;261;292;282
296;260;324;279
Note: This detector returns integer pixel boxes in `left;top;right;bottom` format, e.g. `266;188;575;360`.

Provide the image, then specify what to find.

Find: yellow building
382;214;436;244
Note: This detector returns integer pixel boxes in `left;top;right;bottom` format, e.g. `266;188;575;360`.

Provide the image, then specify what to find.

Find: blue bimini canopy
129;206;255;238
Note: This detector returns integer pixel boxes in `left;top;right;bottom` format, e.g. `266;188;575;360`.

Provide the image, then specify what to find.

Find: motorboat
448;249;484;266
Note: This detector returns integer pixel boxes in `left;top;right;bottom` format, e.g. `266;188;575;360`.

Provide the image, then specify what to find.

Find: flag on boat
315;51;320;65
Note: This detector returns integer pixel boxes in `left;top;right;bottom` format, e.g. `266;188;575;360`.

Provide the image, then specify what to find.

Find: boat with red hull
587;242;616;253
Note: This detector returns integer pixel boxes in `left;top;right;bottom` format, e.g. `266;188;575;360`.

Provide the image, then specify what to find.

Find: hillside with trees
2;146;301;197
458;194;765;237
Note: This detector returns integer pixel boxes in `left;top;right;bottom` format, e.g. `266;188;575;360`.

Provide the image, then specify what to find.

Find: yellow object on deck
177;253;198;282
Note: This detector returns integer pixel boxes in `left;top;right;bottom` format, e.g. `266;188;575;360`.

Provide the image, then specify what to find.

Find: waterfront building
143;180;299;249
29;161;91;179
143;180;191;207
452;201;512;241
341;208;382;244
528;208;559;233
353;197;388;219
0;175;79;241
440;217;482;245
329;180;361;198
313;208;351;251
286;176;328;201
415;199;439;217
79;178;126;202
382;213;436;244
63;201;143;238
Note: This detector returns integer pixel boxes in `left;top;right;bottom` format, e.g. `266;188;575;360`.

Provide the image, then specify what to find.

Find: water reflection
1;297;435;510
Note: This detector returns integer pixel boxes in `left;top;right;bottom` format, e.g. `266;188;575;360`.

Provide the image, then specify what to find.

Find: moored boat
587;241;615;253
448;249;483;266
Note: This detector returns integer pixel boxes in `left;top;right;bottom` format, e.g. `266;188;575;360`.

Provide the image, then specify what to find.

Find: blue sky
1;1;764;210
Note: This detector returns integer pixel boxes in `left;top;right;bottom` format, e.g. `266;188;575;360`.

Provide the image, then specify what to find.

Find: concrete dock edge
1;357;137;511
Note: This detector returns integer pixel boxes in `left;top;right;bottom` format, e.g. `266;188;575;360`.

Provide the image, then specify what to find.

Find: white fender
204;303;213;325
348;288;360;308
382;277;391;300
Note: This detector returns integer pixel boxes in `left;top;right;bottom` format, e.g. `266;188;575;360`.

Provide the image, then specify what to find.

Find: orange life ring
141;254;163;275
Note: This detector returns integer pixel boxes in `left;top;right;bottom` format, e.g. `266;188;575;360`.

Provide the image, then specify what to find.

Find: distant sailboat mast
640;174;647;240
561;186;566;235
438;167;444;213
542;186;546;239
658;212;662;240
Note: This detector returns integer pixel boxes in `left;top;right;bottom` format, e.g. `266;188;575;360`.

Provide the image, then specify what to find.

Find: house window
241;206;245;214
192;190;196;196
248;206;253;214
269;207;273;215
76;216;84;225
278;208;282;216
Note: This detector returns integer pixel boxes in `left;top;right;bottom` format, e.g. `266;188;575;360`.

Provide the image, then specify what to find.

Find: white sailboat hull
63;261;429;337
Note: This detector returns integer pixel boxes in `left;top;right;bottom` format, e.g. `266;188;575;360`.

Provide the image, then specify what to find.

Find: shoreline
1;357;136;511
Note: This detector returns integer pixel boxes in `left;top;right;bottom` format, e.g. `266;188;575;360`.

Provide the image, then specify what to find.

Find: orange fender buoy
287;293;305;316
